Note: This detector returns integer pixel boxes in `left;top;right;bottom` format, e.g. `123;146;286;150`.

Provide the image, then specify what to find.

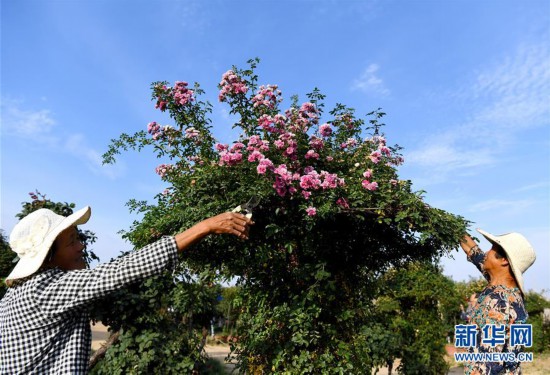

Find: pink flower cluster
217;142;245;166
173;81;194;106
363;135;404;166
362;181;379;191
153;82;194;111
185;127;200;139
299;168;344;193
258;114;287;133
251;85;282;110
256;158;274;174
284;102;319;133
219;70;249;102
148;121;172;140
306;207;317;216
155;164;173;178
187;155;204;165
336;197;350;209
308;135;324;150
340;138;358;149
361;169;378;191
338;113;356;130
211;69;406;215
319;123;332;137
154;85;169;111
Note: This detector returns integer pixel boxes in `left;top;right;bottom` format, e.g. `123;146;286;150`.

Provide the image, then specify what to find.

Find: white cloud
513;181;550;193
64;134;125;179
172;1;211;34
1;97;58;145
219;107;230;120
1;98;124;179
351;63;390;96
467;199;534;214
406;40;550;180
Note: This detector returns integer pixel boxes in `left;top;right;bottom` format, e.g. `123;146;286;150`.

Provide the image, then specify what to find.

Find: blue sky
1;0;549;294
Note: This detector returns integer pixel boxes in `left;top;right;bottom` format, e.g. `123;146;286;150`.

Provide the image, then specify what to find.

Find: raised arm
460;233;479;257
460;233;489;280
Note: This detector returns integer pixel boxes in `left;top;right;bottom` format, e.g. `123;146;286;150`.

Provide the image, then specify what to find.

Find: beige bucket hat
476;228;536;294
7;206;91;281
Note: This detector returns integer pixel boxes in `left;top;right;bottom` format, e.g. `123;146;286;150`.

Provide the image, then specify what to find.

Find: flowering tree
102;58;468;373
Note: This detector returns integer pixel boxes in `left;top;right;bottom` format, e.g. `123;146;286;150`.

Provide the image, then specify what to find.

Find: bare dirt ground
204;344;237;373
90;322;110;351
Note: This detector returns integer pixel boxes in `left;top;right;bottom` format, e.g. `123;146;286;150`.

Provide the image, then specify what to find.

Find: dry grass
522;351;550;375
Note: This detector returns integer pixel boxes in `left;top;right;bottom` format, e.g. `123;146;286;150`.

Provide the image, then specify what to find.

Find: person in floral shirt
459;229;536;374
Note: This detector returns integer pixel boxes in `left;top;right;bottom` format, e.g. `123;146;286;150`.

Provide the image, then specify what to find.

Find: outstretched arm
174;212;253;252
36;212;253;315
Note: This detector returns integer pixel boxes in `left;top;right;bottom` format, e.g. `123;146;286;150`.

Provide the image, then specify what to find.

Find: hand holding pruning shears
232;196;260;219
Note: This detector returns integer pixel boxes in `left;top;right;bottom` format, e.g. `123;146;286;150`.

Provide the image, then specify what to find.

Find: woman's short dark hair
493;244;507;259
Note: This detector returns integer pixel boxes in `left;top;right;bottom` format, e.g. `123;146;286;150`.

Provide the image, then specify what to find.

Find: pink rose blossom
248;135;261;146
273;176;287;197
363;169;373;179
155;101;167;111
173;81;195;106
215;143;228;152
369;151;382;164
218;150;243;166
379;146;391;156
285;146;296;157
256;158;274;174
300;171;321;190
305;150;319;160
185;127;200;139
309;136;324;150
320;171;341;189
362;180;378;191
336;197;350;209
274;164;288;176
306;207;317;216
346;138;357;148
251;85;282;110
218;70;249;102
155;164;173;178
319;123;332;137
248;150;264;162
230;142;245;152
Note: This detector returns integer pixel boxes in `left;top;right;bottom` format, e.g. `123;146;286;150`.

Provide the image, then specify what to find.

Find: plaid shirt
0;236;177;374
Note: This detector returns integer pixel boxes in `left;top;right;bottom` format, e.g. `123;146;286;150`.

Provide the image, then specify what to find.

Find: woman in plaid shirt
0;206;252;374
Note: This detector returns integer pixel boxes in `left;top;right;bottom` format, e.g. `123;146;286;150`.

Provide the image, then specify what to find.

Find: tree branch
88;330;121;370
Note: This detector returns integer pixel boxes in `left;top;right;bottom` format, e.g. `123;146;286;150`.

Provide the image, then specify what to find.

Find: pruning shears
232;196;260;219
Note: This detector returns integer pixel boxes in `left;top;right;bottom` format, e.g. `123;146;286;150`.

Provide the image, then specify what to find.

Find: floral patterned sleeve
467;245;490;281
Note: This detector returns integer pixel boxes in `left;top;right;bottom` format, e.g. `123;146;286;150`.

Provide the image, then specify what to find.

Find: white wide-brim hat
7;206;91;281
476;228;536;294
